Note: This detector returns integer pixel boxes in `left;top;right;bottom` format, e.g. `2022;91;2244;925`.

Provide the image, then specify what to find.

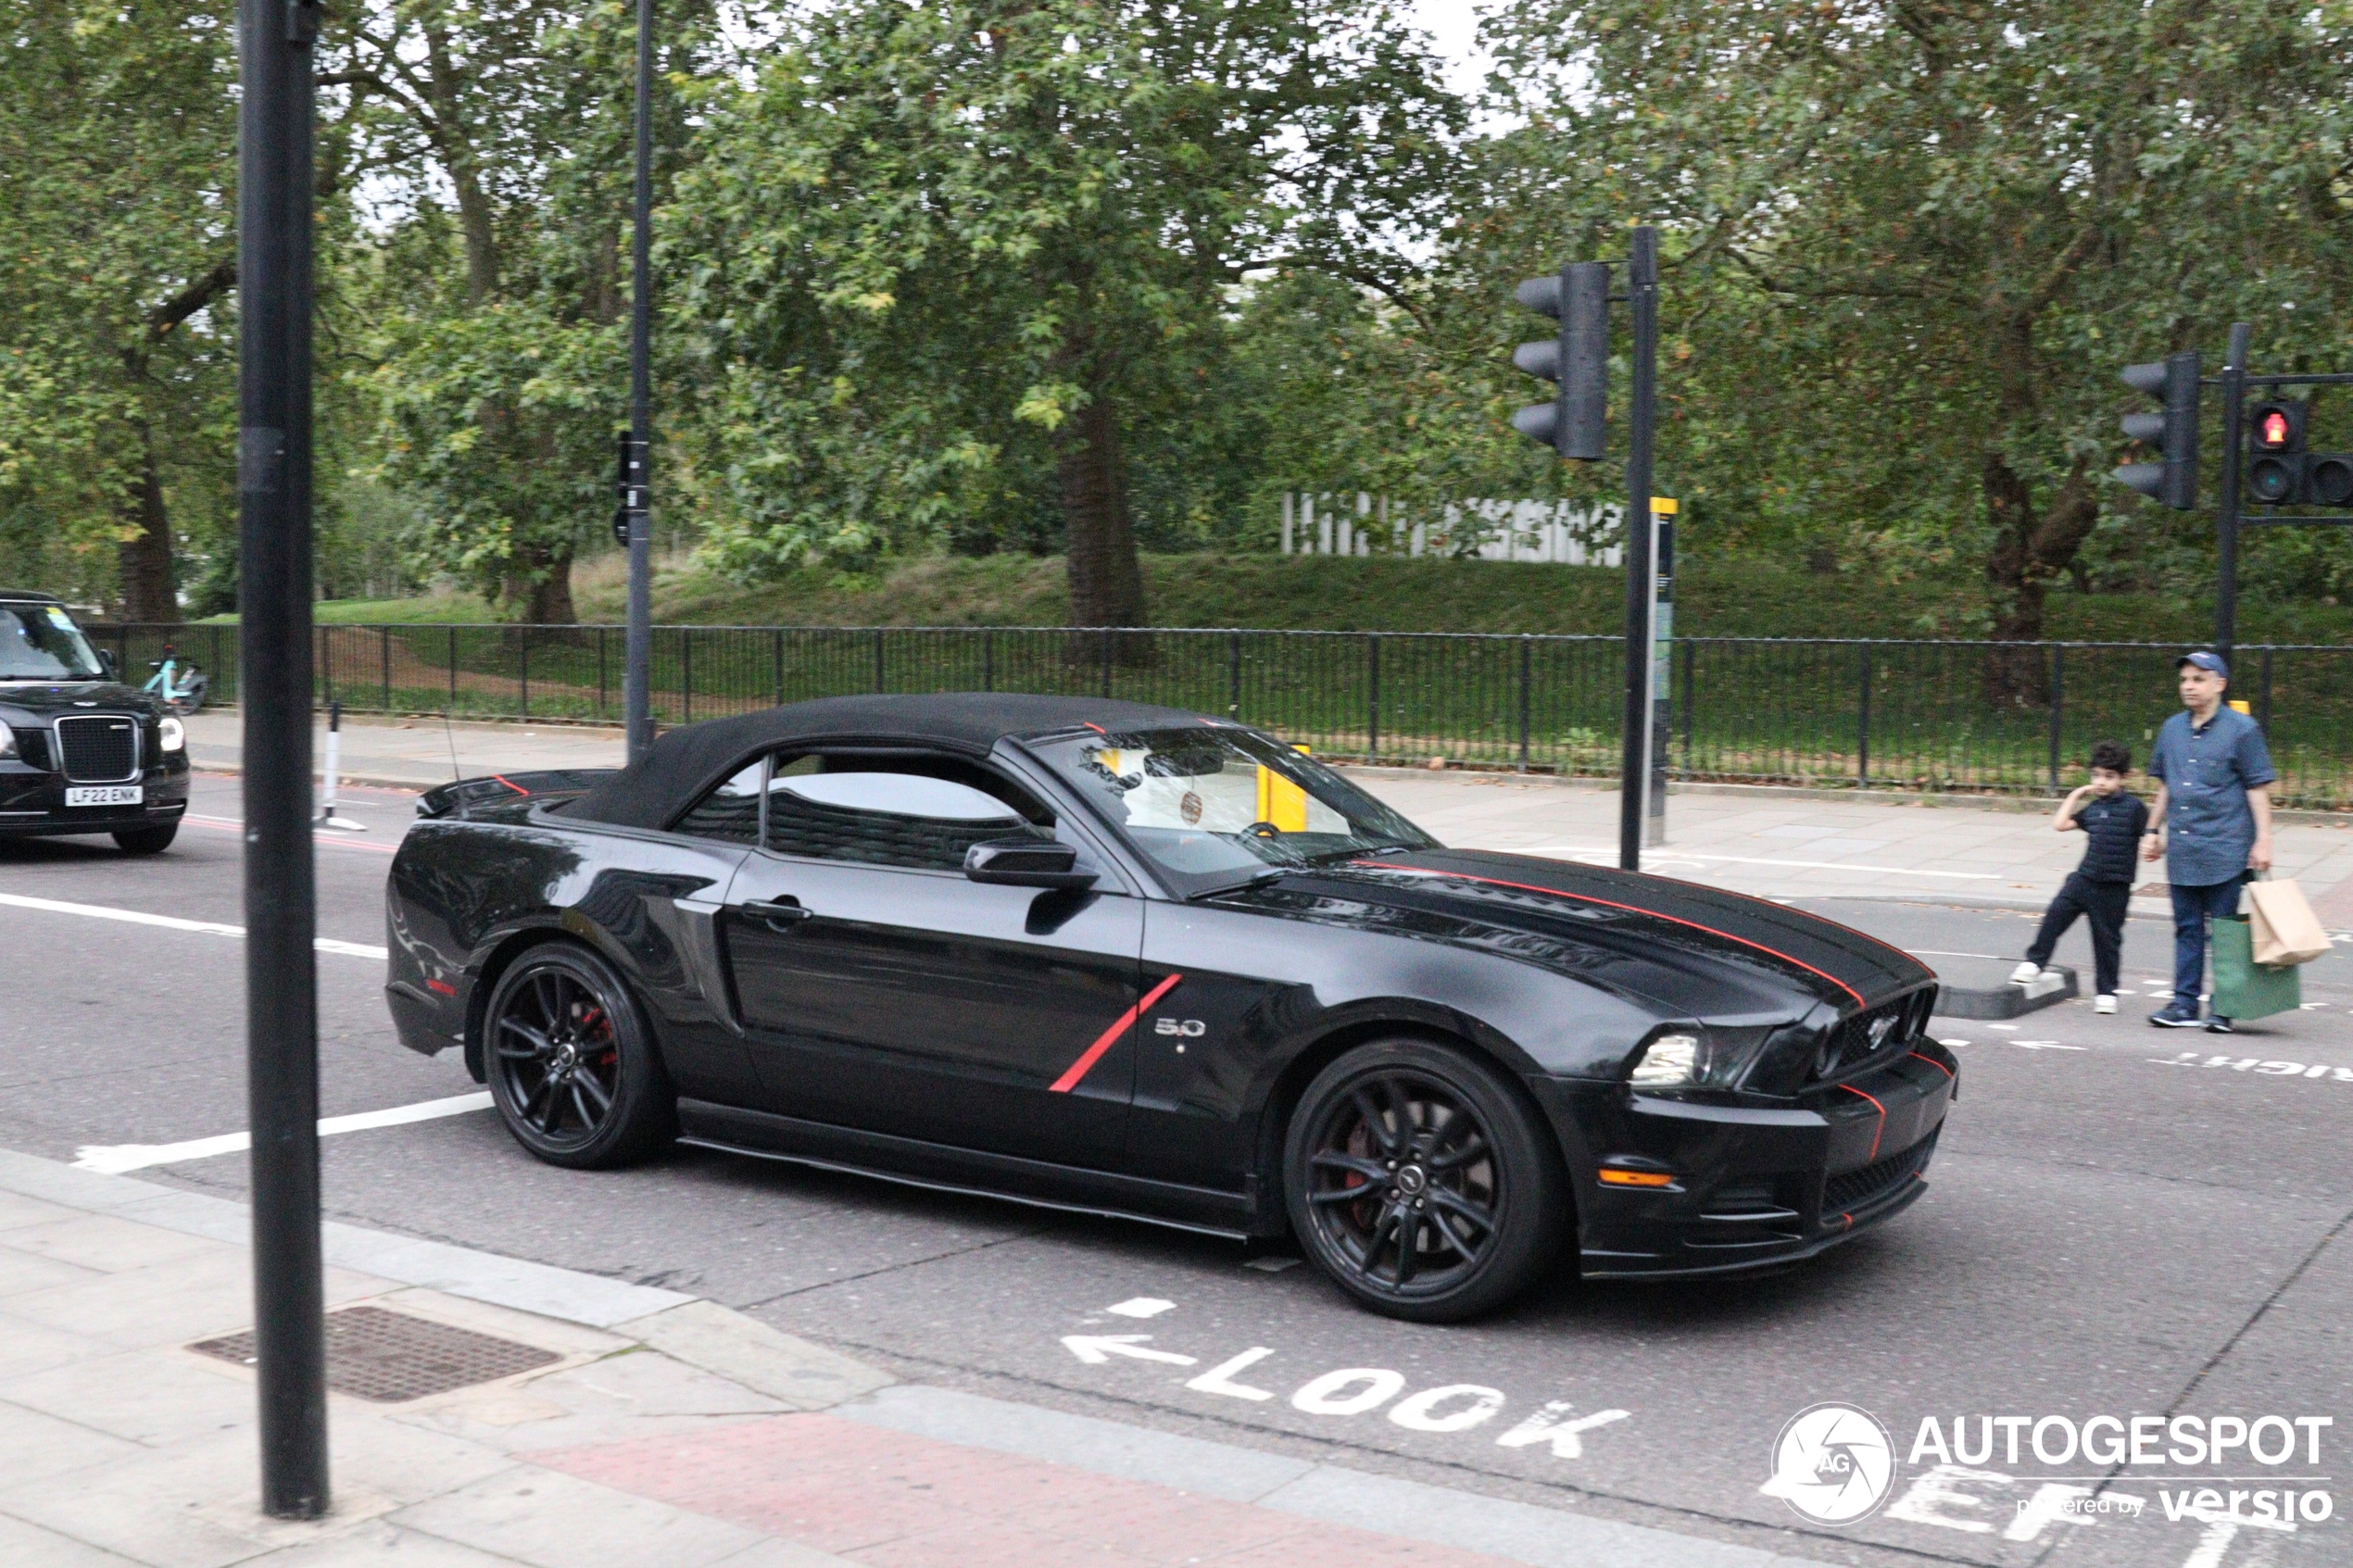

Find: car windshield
1023;724;1436;895
0;602;105;681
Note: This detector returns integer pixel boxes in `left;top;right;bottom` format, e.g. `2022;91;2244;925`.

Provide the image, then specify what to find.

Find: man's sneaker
2205;1015;2234;1035
2149;1004;2205;1028
2008;960;2044;985
2095;995;2117;1014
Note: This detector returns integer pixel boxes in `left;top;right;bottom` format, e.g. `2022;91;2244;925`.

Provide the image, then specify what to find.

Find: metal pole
2047;644;2065;793
1228;631;1241;717
236;0;326;1520
1646;503;1673;846
622;0;657;760
1517;636;1531;773
1856;644;1870;790
2215;321;2251;664
1365;633;1380;763
1618;226;1658;872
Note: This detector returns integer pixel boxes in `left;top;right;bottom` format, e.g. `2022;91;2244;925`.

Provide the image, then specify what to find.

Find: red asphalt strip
1049;972;1184;1093
530;1411;1520;1567
1348;861;1869;1010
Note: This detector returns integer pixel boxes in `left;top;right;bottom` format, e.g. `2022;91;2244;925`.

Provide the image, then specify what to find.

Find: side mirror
965;837;1097;890
97;649;118;679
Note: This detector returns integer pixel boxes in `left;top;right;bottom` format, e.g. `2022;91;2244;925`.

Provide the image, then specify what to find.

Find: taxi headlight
159;716;185;752
0;719;16;759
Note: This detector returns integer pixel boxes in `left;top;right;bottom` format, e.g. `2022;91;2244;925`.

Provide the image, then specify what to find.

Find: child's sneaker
2095;995;2117;1014
2008;960;2043;985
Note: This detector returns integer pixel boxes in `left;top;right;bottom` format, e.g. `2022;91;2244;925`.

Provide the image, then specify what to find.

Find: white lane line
71;1092;494;1173
1521;845;2004;881
182;813;399;854
0;892;387;960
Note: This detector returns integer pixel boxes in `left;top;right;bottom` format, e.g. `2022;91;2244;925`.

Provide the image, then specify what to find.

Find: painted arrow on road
1062;1335;1199;1367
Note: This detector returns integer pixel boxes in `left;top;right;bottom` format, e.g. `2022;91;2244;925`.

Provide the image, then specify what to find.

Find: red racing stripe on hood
1348;862;1868;1010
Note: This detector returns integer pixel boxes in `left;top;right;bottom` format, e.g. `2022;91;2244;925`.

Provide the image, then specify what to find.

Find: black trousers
2026;872;2132;996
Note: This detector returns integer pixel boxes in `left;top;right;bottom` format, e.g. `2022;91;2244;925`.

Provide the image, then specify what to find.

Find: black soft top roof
567;691;1220;831
0;591;63;604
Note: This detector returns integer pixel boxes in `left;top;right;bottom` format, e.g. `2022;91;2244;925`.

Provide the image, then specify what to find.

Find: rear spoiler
416;768;620;823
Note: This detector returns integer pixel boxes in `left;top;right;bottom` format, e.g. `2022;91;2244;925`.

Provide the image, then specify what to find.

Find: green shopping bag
2210;915;2302;1022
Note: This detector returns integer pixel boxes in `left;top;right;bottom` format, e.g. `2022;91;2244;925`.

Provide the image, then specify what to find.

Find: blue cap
2177;650;2229;679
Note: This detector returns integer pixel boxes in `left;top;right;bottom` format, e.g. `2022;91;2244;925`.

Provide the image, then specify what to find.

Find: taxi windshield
0;602;106;681
1024;724;1434;895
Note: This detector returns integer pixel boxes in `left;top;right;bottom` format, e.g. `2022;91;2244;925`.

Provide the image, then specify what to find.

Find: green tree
340;1;720;622
1480;0;2353;654
668;0;1461;625
0;2;241;619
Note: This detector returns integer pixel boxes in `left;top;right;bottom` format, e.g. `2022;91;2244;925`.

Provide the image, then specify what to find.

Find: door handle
736;897;811;933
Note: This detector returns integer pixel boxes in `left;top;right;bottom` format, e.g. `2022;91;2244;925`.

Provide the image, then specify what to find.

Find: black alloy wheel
1285;1039;1567;1322
484;943;673;1169
112;824;177;854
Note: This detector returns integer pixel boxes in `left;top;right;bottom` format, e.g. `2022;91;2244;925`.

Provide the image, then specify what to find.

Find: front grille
1824;1131;1937;1213
55;715;139;783
1814;988;1935;1081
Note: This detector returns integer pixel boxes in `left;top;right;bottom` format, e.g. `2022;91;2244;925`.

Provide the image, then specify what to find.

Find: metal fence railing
89;623;2353;809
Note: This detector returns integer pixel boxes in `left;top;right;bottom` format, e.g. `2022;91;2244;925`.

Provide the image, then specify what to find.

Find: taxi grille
56;715;139;783
1824;1131;1937;1213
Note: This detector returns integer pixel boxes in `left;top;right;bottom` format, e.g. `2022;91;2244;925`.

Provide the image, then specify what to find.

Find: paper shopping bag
2246;879;2333;966
2210;916;2301;1022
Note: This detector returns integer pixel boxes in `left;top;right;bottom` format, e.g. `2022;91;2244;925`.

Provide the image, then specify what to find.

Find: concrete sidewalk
0;1150;1829;1568
185;710;2353;927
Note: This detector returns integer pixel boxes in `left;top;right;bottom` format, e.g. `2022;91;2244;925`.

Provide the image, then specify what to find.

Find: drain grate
188;1305;561;1402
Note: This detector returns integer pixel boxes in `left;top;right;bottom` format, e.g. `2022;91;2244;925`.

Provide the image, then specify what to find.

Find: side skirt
674;1099;1270;1242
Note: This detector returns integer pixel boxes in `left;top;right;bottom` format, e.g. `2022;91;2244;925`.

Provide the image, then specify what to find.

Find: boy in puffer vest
2009;740;2149;1014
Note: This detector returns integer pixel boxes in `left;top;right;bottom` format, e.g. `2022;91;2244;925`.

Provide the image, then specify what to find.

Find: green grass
262;550;2353;645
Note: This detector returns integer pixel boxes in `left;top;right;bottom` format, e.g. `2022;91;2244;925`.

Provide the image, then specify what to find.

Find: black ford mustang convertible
385;694;1953;1320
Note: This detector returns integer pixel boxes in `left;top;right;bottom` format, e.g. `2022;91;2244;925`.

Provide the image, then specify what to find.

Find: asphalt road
3;771;2349;1568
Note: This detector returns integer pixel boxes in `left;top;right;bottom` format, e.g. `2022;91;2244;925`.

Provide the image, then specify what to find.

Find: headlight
1626;1025;1780;1091
1629;1033;1701;1085
0;719;15;759
159;716;185;752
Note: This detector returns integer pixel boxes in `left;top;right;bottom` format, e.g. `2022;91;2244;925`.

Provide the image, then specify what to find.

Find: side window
765;759;1054;872
673;759;764;843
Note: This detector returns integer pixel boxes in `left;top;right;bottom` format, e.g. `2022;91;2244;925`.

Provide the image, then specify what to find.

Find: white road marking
1103;1298;1175;1319
2012;1041;2084;1051
1059;1334;1197;1367
1494;1401;1630;1458
71;1091;494;1173
1910;949;2004;960
1185;1347;1277;1400
0;891;387;960
1523;845;2003;880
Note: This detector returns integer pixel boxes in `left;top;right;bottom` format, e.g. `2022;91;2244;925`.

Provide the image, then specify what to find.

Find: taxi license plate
65;785;143;808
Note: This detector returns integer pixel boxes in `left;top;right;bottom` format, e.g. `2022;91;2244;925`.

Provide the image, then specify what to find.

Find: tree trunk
1056;391;1146;628
1982;450;2098;703
505;537;575;626
116;433;176;622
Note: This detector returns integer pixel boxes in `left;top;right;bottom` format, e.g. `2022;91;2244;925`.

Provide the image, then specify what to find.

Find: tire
482;942;675;1169
112;824;178;855
1284;1038;1567;1323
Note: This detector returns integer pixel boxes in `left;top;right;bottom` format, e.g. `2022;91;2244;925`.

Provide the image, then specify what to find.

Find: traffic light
612;430;648;547
1511;262;1608;460
2245;398;2308;507
2116;353;2199;509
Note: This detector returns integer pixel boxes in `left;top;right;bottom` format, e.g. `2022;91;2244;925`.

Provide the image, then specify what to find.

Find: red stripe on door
1349;862;1869;1010
1050;973;1185;1094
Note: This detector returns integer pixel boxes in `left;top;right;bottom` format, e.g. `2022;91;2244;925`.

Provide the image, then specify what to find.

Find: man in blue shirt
2143;651;2276;1032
